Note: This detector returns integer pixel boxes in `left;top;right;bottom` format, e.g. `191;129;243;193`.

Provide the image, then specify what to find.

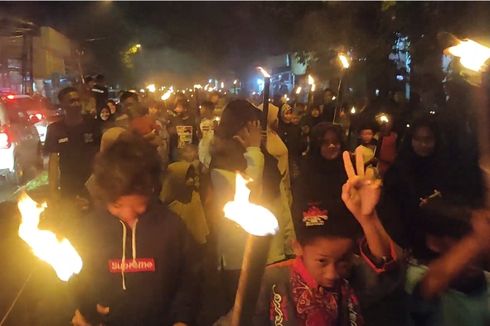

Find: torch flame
339;53;350;69
224;174;279;236
307;75;314;85
17;193;83;281
257;67;271;78
146;84;156;93
161;87;174;101
446;39;490;72
379;114;389;123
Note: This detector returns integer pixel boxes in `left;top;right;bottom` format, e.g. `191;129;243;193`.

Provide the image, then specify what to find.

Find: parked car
2;94;56;143
0;98;43;185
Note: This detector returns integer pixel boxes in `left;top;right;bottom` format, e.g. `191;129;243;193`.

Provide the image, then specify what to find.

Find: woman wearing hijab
292;122;349;232
380;116;484;256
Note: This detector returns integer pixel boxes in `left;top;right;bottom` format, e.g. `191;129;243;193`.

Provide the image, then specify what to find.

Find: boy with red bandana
255;152;402;325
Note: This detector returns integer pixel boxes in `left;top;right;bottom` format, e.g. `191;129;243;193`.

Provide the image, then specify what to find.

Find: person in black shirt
168;99;198;162
92;74;109;112
45;86;100;202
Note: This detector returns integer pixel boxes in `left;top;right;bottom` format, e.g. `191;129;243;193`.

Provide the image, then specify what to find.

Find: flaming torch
257;67;271;132
307;75;315;110
445;37;490;206
17;193;83;281
224;174;279;326
334;53;351;123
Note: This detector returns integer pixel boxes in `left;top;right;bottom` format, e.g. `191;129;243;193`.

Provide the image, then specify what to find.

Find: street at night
0;2;489;326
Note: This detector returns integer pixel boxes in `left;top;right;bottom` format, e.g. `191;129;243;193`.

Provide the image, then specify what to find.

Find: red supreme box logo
108;258;156;273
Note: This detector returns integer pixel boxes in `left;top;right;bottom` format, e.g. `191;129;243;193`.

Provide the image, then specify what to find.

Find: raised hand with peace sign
341;148;396;260
341;147;383;222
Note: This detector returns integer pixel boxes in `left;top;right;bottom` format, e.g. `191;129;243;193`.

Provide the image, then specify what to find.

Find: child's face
282;109;293;123
107;194;149;225
412;126;436;157
295;237;354;289
311;108;320;118
100;108;110;121
148;106;159;116
291;114;300;125
174;105;185;115
359;129;374;144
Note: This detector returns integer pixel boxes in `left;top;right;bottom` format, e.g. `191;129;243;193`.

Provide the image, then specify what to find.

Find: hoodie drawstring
119;219;139;291
132;220;138;262
119;220;127;290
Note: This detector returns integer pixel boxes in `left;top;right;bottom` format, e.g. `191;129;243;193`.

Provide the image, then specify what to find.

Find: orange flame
223;174;278;236
17;193;83;281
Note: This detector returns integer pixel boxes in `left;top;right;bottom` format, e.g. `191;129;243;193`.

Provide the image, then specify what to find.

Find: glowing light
307;75;314;85
139;89;145;93
379;114;389;123
295;86;302;95
257;67;271;78
17;193;82;282
350;106;356;114
221;82;224;89
338;53;350;69
332;96;337;100
214;116;221;122
208;79;213;83
7;94;15;100
446;39;490;72
406;123;411;128
223;174;278;236
146;84;156;93
135;44;141;49
233;79;238;85
161;87;173;101
429;110;436;115
311;84;316;92
194;84;202;89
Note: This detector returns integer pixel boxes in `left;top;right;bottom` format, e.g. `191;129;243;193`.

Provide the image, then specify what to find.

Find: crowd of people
41;75;489;326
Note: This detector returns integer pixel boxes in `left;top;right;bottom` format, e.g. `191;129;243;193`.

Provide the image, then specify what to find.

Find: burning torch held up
224;174;279;326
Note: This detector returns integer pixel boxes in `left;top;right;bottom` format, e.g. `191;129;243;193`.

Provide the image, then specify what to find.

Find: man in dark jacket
71;134;200;326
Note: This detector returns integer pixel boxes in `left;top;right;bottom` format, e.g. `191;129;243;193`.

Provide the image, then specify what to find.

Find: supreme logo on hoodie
108;258;156;273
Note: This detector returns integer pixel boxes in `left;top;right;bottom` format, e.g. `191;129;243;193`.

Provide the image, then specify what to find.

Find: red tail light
0;129;11;149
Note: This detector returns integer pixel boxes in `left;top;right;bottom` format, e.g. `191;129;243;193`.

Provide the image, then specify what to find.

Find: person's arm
233;121;264;189
48;153;60;198
419;210;490;299
341;151;399;262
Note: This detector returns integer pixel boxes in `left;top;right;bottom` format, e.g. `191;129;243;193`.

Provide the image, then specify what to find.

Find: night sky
0;2;322;86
